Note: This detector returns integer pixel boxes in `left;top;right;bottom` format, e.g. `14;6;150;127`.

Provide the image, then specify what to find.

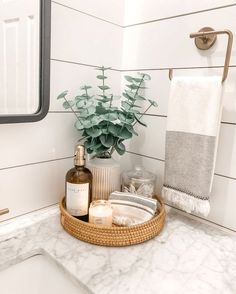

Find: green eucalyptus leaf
132;104;142;108
97;98;111;103
103;112;118;121
98;95;109;99
126;84;139;90
97;75;107;80
62;100;74;109
75;94;94;101
98;85;110;91
82;120;93;128
75;95;86;101
115;140;126;155
135;95;146;101
86;106;96;115
84;139;94;149
74;120;84;130
57;90;68;100
119;113;135;124
108;124;121;136
124;75;133;83
119;127;132;139
101;127;109;135
80;85;92;90
118;112;127;123
99;120;109;127
109;106;119;111
86;127;102;138
122;92;135;101
93;141;103;150
138;73;151;80
125;124;138;136
96;105;107;114
121;101;132;111
91;116;101;125
148;99;158;107
128;109;140;114
95;66;111;71
76;100;93;108
125;90;136;99
132;77;143;83
79;111;89;118
100;134;114;147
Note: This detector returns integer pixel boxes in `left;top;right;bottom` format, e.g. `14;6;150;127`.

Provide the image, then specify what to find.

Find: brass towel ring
169;27;233;83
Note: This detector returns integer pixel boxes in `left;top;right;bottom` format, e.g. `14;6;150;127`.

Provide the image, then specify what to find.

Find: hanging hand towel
162;76;223;216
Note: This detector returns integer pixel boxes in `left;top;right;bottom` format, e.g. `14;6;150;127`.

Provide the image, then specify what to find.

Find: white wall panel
51;2;123;68
124;0;235;26
55;0;124;25
50;60;121;111
126;116;236;180
125;116;166;160
121;0;236;231
0;113;78;169
0;158;72;221
121;67;236;124
120;152;236;231
122;6;236;69
1;0;236;230
1;0;123;221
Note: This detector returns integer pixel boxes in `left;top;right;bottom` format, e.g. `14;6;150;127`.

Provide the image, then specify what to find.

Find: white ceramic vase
87;157;121;201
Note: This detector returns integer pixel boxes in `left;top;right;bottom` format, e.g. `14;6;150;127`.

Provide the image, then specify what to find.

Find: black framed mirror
0;0;51;124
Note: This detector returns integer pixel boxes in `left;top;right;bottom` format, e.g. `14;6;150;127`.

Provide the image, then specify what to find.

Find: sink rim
0;248;93;294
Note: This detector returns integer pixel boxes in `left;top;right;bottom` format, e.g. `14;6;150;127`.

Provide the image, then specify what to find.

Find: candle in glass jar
89;200;112;226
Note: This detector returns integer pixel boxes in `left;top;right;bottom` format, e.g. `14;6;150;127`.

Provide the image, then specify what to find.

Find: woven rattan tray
60;195;166;247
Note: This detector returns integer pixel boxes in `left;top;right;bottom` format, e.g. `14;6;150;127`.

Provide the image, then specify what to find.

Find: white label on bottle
66;182;89;216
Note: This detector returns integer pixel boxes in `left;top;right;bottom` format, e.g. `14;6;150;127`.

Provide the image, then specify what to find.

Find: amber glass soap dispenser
66;145;92;222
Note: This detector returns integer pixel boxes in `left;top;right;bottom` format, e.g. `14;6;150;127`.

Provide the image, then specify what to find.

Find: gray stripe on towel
164;131;216;199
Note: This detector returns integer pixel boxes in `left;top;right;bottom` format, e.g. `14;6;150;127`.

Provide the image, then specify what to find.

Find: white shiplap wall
121;1;236;231
1;0;236;231
0;0;123;221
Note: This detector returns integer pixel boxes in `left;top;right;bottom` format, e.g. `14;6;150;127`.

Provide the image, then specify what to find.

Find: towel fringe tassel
162;187;210;217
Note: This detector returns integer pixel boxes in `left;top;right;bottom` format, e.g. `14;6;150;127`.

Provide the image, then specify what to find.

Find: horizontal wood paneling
122;1;236;229
122;5;236;69
0;158;72;221
0;113;78;169
0;0;123;221
54;0;124;25
126;115;236;179
50;60;121;111
121;67;236;124
120;152;236;231
51;2;123;69
124;0;236;26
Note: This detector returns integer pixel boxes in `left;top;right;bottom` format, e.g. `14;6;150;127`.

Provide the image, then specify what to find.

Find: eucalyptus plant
57;66;157;158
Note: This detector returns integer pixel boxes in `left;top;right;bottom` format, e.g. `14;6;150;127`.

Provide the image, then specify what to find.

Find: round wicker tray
59;196;166;247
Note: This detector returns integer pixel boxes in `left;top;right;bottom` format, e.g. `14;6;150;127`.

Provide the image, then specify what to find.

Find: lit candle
89;200;113;227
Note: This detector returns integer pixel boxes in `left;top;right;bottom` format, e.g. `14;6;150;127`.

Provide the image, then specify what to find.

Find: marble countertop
0;206;236;294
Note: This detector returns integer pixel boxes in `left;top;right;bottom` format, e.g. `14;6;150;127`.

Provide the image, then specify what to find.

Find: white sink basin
0;253;91;294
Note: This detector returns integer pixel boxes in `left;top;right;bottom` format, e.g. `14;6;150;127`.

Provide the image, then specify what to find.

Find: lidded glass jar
121;166;156;198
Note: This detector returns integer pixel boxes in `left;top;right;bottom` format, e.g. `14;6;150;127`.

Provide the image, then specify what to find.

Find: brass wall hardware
192;27;217;50
169;27;233;82
169;68;173;80
0;208;9;216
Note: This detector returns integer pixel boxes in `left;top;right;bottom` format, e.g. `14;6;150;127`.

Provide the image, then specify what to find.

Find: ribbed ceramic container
87;157;121;201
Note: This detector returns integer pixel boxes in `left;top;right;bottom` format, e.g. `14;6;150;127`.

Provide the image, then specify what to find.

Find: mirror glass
0;0;50;123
